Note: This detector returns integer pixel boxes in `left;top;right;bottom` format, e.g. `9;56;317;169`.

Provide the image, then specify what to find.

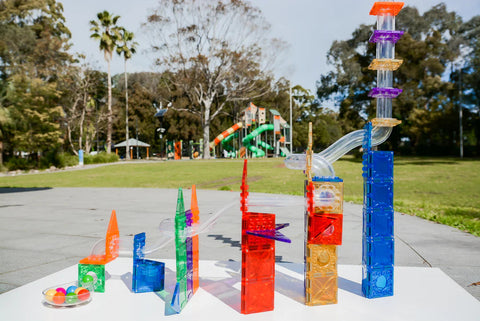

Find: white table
1;258;479;321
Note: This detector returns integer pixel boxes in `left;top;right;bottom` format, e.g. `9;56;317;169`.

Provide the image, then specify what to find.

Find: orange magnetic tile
305;274;338;305
311;181;343;214
306;244;338;275
192;235;199;292
369;2;404;16
368;58;403;71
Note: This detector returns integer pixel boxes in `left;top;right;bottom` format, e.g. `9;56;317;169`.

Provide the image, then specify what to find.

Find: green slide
242;124;274;157
221;132;238;157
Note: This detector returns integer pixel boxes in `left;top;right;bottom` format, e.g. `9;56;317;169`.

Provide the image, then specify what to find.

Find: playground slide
221;133;238;157
242;124;274;157
210;122;243;149
257;139;274;151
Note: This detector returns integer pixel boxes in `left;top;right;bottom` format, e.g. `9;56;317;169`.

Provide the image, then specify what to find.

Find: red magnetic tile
242;212;276;250
241;279;274;314
308;213;343;245
369;2;404;16
242;248;275;282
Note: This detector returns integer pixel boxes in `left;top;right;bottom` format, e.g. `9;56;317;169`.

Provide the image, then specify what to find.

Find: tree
0;0;73;164
460;16;480;154
90;10;121;154
60;58;108;155
145;0;284;158
116;27;137;160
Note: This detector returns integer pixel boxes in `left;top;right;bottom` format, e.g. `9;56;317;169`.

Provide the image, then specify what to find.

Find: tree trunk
0;140;3;166
125;58;130;160
106;57;112;153
66;123;78;156
79;93;86;151
202;99;212;159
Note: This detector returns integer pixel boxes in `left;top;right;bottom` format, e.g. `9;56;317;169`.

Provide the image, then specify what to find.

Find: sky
62;0;480;94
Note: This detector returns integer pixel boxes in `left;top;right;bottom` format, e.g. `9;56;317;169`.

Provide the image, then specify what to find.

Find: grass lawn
1;156;479;236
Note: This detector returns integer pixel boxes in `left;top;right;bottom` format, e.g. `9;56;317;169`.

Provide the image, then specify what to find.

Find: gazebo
114;138;151;159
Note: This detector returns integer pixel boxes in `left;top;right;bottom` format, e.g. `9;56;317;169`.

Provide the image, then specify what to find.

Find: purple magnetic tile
185;209;193;227
368;87;403;98
186;237;193;270
275;223;290;230
246;230;291;243
369;30;404;43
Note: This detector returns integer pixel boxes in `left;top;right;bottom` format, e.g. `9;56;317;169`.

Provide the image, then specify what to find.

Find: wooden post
130;148;133;160
147;147;149;159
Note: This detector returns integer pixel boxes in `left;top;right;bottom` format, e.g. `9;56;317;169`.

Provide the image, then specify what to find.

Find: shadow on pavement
0;187;52;194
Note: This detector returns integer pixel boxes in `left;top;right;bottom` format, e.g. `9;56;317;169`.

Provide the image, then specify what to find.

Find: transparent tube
87;201;237;257
376;41;395;59
247;195;304;208
284;126;392;177
284;12;398;178
377;70;393;88
377;97;393;119
377;14;395;30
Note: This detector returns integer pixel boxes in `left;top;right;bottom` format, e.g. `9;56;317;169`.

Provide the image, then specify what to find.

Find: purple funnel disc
275;223;290;230
246;230;291;243
369;30;404;44
369;87;403;98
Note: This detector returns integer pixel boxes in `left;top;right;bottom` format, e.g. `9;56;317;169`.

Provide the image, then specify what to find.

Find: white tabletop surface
0;258;479;321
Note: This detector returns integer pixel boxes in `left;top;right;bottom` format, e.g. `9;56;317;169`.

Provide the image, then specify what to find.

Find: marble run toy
303;124;344;305
284;1;404;303
361;1;404;299
240;159;291;314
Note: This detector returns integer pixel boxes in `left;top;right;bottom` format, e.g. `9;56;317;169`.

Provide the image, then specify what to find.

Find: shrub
40;148;66;169
6;157;35;171
84;152;119;164
64;154;79;167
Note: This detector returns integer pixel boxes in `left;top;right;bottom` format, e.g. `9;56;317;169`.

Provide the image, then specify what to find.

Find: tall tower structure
362;1;404;299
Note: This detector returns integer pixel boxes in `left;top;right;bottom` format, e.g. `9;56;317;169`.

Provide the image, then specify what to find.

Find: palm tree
89;11;121;154
116;28;137;160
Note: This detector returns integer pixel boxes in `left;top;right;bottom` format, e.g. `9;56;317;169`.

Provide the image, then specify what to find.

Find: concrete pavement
0;187;479;300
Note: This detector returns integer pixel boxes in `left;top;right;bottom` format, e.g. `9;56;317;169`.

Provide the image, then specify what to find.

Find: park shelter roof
114;138;150;148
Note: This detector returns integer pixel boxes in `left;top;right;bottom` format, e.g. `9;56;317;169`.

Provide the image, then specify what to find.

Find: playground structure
165;140;204;159
210;103;291;158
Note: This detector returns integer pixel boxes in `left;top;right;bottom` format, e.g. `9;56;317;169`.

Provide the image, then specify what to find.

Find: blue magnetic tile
312;176;343;183
363;208;394;237
132;259;165;293
133;232;146;263
365;180;393;210
362;122;372;151
362;236;394;267
171;282;181;313
362;265;394;298
371;151;393;179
